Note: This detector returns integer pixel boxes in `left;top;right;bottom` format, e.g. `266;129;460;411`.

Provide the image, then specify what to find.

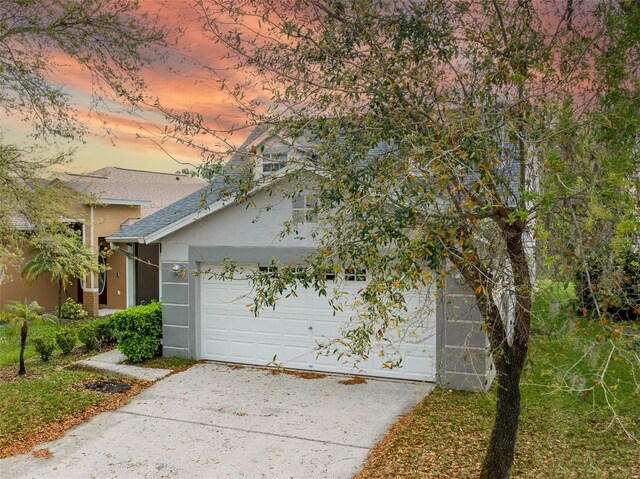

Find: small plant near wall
57;298;87;321
113;302;162;362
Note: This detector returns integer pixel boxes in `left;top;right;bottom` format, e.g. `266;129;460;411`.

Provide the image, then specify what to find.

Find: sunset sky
4;1;252;175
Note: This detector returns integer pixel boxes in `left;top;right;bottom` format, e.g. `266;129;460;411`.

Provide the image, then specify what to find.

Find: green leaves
112;302;162;363
22;224;104;292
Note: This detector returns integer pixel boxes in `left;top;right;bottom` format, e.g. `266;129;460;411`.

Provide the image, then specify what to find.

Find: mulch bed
83;379;131;393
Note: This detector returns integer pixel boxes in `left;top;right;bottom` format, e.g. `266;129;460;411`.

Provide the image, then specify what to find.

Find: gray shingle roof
107;184;215;241
51;167;207;217
108;126;269;242
108;125;522;242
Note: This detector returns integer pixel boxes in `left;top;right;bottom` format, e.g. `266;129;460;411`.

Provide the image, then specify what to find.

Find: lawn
0;315;197;458
0;319;144;458
0;321;61;367
356;283;640;479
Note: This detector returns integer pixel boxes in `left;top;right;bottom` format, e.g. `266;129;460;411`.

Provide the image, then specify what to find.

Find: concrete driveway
1;363;433;479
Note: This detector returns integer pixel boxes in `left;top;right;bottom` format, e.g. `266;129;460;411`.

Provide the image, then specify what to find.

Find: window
345;268;367;281
258;265;277;274
262;152;287;173
292;194;318;223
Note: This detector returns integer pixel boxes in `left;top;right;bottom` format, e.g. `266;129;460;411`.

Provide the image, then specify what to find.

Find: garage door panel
203;313;230;331
283;318;311;339
230;317;262;333
403;354;437;378
204;339;230;358
253;342;285;362
229;340;259;360
201;268;436;381
282;344;311;364
254;318;282;335
311;321;342;338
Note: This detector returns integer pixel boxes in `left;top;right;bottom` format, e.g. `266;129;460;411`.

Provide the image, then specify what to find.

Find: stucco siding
161;184;317;250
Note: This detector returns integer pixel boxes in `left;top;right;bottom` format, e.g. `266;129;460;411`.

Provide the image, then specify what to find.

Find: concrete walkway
1;362;433;479
72;349;171;381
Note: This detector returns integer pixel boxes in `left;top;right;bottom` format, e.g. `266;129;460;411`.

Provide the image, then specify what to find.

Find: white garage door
200;265;437;381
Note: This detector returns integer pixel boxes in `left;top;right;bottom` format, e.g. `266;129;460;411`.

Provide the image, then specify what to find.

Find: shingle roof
107;184;215;240
52;167;207;217
108;125;522;242
108;126;269;242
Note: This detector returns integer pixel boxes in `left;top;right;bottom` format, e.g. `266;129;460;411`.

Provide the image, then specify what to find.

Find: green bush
113;302;162;363
0;312;18;324
94;317;117;345
55;327;77;354
57;298;87;321
78;323;97;350
32;333;56;361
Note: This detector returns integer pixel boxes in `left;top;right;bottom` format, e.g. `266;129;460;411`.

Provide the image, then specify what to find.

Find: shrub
574;248;640;322
32;333;56;361
55;327;77;354
78;323;98;350
57;298;87;321
94;317;117;345
113;302;162;363
0;312;18;324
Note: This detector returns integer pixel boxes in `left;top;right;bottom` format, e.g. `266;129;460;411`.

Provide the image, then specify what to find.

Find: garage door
200;265;437;381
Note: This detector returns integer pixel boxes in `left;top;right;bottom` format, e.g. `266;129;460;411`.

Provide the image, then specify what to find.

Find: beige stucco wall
0;246;78;312
0;202;140;314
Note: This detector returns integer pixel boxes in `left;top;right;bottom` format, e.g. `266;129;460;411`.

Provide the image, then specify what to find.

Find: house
0;167;206;316
107;129;495;391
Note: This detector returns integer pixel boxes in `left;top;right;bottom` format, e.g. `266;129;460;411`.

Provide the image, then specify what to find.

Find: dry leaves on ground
0;381;150;459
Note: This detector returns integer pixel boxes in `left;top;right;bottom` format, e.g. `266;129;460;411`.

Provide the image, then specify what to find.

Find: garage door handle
308;326;313;330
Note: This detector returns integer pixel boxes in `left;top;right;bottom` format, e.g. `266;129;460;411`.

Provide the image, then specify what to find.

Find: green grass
0;316;137;454
139;356;197;371
0;322;58;368
0;362;117;448
0;352;129;453
356;282;640;479
0;316;194;455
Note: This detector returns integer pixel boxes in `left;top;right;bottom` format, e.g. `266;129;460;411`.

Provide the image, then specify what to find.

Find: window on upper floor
262;152;287;173
292;194;318;223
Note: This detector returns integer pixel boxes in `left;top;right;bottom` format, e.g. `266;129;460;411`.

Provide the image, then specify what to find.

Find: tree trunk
476;224;532;479
479;358;524;479
18;320;27;375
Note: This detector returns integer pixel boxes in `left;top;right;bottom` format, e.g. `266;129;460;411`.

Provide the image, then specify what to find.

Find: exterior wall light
172;263;186;277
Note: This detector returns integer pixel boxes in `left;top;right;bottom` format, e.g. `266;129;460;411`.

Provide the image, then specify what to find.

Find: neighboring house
108;129;495;391
0;167;206;316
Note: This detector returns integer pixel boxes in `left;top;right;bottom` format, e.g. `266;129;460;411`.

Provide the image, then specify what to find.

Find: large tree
170;0;638;477
0;0;165;271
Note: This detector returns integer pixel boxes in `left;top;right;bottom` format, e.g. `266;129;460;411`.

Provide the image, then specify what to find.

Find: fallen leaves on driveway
338;377;367;385
268;368;328;379
31;448;53;459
